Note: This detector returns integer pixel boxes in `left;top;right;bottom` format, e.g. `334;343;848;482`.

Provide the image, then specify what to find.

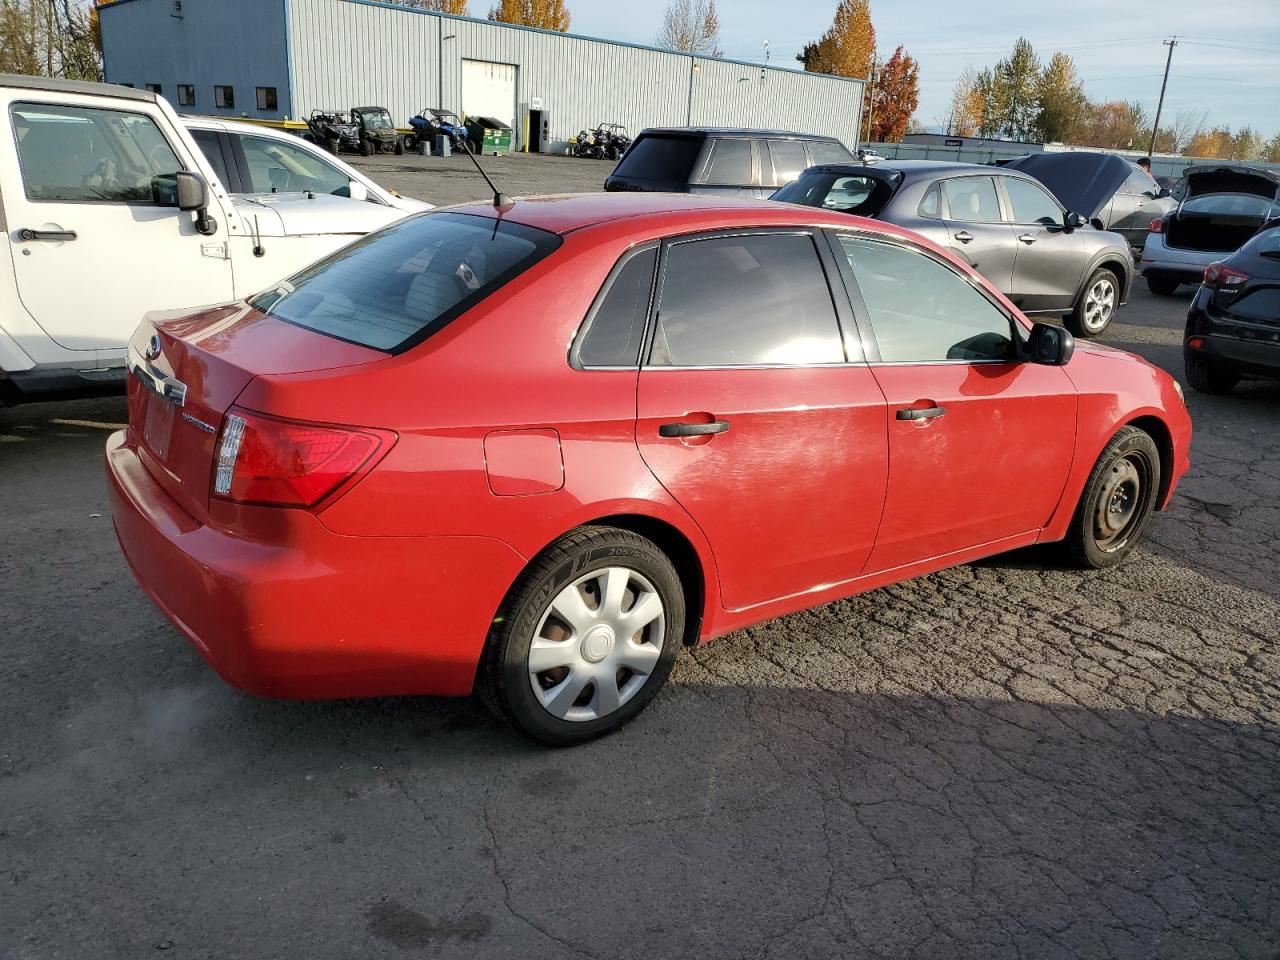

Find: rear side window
703;139;752;185
575;246;657;367
808;140;855;165
942;177;1001;223
1003;177;1061;225
649;233;844;366
251;213;561;352
11;102;181;203
765;139;808;186
611;134;701;183
918;183;942;218
772;172;893;217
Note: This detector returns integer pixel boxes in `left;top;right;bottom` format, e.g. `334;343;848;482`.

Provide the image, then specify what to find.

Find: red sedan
107;194;1191;745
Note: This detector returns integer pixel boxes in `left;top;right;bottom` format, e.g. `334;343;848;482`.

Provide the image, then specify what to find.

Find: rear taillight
212;405;395;507
1203;261;1249;289
1149;218;1165;233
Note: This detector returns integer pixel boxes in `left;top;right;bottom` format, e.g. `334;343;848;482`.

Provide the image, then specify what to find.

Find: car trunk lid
126;303;385;523
1184;165;1280;200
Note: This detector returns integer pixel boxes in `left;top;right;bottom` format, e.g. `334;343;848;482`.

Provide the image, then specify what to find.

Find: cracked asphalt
3;153;1279;959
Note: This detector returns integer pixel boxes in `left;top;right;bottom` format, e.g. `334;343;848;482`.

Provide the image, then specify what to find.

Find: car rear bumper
1185;331;1280;378
1141;234;1218;281
106;430;527;699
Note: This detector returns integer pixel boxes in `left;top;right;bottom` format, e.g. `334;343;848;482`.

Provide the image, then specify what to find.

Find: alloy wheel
1083;277;1116;333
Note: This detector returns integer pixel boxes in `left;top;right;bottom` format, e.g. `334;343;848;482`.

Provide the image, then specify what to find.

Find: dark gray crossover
772;160;1134;337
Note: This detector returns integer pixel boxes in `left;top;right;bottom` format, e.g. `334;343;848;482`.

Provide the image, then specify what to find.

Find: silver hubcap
1094;455;1143;551
1084;278;1116;332
529;566;665;723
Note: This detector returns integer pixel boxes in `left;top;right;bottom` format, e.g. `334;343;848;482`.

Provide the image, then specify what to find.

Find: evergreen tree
1034;52;1087;143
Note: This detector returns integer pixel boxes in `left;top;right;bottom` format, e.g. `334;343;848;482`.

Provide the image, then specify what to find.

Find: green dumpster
464;116;513;156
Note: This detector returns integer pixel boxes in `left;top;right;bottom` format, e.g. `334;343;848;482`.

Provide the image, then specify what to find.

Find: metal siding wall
98;0;291;119
288;0;862;152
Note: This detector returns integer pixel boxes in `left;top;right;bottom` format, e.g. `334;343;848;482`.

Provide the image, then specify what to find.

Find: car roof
811;159;1006;177
0;73;155;103
636;126;844;142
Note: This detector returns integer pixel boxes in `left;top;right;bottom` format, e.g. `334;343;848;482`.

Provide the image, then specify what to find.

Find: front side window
1003;177;1061;225
239;134;350;195
250;213;561;353
256;87;278;111
702;139;752;186
1123;168;1157;196
575;246;657;367
177;84;195;107
765;139;808;186
10;102;181;203
839;235;1015;363
942;176;1001;223
214;85;235;109
649;233;844;367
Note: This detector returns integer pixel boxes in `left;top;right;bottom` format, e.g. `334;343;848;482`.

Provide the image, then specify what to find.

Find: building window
176;84;195;107
255;86;278;112
145;83;162;95
214;85;235;109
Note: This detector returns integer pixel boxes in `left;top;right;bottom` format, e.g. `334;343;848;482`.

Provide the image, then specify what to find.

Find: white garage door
462;60;517;135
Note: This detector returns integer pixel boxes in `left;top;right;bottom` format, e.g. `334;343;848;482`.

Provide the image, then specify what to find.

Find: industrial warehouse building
98;0;865;154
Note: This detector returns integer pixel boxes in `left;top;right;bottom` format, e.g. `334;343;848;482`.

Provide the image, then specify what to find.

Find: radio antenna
460;138;514;212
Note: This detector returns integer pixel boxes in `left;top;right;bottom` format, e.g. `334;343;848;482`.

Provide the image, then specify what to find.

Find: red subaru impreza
107;194;1191;744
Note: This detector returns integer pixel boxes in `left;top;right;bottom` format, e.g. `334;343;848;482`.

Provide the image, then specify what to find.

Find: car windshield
772;172;895;217
250;213;561;352
1183;193;1280;218
357;109;392;128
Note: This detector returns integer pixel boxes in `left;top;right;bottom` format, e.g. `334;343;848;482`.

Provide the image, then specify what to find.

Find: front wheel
360;138;374;156
394;137;405;155
325;137;339;154
1060;426;1160;569
478;526;685;746
1067;268;1119;337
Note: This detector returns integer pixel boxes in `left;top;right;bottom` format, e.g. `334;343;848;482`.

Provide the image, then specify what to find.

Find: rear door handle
659;419;730;438
1017;233;1037;244
953;231;974;244
18;228;77;242
896;406;946;421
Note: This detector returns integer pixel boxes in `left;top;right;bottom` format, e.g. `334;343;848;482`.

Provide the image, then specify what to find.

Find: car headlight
1172;378;1185;402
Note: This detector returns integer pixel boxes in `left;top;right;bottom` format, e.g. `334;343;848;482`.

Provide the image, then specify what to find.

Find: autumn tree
946;65;985;136
988;37;1039;140
1266;133;1280;164
797;0;874;81
487;0;569;31
1078;100;1147;150
867;44;918;142
656;0;721;56
1033;52;1086;143
395;0;469;11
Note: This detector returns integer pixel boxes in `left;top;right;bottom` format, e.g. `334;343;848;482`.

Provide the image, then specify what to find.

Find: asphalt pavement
2;153;1278;959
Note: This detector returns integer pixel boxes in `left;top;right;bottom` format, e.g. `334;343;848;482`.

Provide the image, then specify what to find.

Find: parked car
604;127;855;198
184;117;430;215
1005;151;1177;251
305;109;362;155
0;75;416;406
772;161;1134;336
107;193;1191;745
1184;223;1280;393
1142;164;1280;295
350;105;402;155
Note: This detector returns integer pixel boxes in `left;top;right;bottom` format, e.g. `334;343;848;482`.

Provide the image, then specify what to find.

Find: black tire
394;137;405;156
478;526;685;746
1185;352;1239;394
325;137;339;155
1146;275;1180;296
360;138;374;157
1067;267;1120;338
1060;426;1161;569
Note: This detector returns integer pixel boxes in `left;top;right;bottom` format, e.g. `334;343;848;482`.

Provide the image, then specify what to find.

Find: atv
407;108;468;156
351;105;403;156
306;110;362;155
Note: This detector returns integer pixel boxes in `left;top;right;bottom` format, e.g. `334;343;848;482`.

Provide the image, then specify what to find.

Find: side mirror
1063;210;1087;231
347;179;369;202
174;170;208;212
1028;321;1074;366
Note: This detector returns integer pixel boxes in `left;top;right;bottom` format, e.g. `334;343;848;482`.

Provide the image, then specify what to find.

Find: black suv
604;127;854;199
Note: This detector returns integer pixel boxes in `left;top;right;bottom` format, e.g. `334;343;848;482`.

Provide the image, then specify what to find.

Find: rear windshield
772;172;895;217
611;134;702;182
250;212;561;352
1182;194;1280;218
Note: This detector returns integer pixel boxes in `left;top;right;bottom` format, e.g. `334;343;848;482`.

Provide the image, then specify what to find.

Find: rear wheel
1185;352;1239;394
1146;275;1180;296
1060;426;1160;569
325;137;339;154
361;138;374;157
394;137;405;156
478;526;685;746
1067;268;1119;338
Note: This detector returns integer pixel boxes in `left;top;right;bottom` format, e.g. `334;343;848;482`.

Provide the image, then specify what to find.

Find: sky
567;0;1280;139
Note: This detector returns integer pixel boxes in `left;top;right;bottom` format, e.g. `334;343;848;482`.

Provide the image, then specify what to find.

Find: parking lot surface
3;153;1278;959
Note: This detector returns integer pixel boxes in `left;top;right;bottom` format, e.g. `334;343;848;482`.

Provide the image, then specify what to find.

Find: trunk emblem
181;412;217;434
144;335;162;362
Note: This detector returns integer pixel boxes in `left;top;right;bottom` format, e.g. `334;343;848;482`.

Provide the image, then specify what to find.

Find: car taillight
1149;218;1164;233
1203;261;1248;289
212;406;395;507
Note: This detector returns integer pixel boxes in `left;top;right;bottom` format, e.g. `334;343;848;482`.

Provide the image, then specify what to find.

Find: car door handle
953;231;974;243
658;419;730;438
1017;233;1037;244
17;228;77;242
896;406;946;421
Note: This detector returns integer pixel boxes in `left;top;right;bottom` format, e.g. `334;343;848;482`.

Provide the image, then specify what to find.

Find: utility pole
1148;37;1177;159
863;59;880;147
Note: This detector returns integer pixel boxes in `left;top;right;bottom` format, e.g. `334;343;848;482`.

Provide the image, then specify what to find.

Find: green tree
1034;51;1086;142
1231;127;1263;161
973;67;999;137
487;0;569;31
656;0;721;56
990;37;1040;140
1265;133;1280;164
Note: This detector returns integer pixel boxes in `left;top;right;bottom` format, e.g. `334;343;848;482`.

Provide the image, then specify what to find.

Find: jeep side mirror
1028;321;1074;366
1063;210;1086;231
347;180;369;202
175;170;217;236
